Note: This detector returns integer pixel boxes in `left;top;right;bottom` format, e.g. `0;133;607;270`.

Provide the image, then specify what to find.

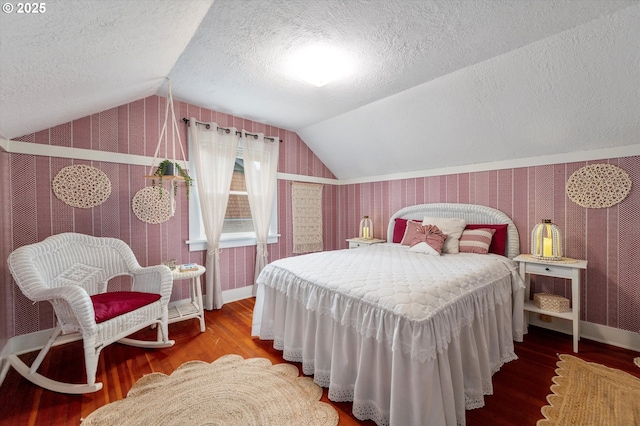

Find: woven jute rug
537;354;640;426
82;354;338;426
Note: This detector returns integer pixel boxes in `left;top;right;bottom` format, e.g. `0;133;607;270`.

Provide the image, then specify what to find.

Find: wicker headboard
387;203;520;259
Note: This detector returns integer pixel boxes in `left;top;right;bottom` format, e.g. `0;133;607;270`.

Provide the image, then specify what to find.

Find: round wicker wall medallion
566;164;631;208
52;165;112;208
132;187;175;224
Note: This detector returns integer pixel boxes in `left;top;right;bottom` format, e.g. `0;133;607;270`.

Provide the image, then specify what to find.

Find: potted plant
152;159;193;199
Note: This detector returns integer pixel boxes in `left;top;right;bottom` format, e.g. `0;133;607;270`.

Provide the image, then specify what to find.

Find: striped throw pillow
459;228;496;254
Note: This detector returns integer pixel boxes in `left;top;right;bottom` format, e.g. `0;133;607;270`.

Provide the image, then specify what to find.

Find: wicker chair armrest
130;265;174;303
31;285;97;334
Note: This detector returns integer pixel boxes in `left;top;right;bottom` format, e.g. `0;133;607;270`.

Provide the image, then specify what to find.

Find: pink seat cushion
91;291;161;324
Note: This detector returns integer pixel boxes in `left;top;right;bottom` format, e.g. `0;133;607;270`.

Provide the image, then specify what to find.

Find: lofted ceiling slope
1;0;639;180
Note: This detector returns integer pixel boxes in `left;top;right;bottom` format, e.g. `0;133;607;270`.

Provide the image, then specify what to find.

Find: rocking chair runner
7;233;175;394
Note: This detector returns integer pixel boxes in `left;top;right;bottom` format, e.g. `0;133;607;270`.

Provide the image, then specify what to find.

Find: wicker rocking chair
7;233;175;394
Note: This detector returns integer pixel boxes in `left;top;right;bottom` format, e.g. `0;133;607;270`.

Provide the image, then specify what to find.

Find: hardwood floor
1;298;638;425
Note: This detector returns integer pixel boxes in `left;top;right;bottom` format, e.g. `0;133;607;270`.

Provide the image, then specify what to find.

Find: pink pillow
392;218;408;243
465;224;508;256
91;291;161;323
459;228;496;254
400;220;424;246
402;222;447;254
411;224;447;254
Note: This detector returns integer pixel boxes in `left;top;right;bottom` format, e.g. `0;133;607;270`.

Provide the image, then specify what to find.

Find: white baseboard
527;315;640;352
0;329;83;387
8;295;634;389
168;286;254;310
0;287;256;388
0;286;255;361
222;285;255;304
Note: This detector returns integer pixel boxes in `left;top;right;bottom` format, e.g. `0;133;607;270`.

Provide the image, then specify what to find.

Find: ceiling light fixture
288;44;353;87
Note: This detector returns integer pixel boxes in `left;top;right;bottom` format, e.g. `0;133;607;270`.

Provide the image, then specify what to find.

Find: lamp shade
359;216;373;239
531;219;563;260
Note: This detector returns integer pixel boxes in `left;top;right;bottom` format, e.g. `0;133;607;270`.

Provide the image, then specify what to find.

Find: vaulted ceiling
1;0;638;179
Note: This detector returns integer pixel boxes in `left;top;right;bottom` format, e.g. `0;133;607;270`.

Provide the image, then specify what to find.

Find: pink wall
1;94;638;342
336;158;640;333
1;148;12;347
1;95;335;338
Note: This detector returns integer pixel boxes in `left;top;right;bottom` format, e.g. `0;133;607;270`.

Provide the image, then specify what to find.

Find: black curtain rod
182;118;280;143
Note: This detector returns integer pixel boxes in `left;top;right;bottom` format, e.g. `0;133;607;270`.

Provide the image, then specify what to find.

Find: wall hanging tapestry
566;163;631;208
537;354;640;426
52;165;111;208
132;186;175;224
82;354;338;426
291;182;323;254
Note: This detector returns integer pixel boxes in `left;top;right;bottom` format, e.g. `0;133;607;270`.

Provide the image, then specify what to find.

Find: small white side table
514;255;587;353
346;237;386;249
169;265;206;332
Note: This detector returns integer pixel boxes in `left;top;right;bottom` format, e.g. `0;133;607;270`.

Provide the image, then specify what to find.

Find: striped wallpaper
1;95;336;339
1;95;638;343
336;158;639;334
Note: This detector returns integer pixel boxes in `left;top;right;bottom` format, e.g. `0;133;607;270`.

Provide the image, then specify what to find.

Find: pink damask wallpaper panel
616;156;639;330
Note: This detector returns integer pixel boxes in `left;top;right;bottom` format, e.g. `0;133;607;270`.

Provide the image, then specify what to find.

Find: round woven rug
537;354;640;426
82;354;338;426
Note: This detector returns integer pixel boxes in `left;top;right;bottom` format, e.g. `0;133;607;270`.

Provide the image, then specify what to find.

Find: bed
252;203;524;425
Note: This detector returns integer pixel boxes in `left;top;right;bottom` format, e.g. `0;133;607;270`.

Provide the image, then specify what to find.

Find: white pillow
408;242;439;255
422;216;467;253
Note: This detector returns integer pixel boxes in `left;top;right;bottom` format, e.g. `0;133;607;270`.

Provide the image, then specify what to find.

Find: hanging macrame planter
143;80;193;217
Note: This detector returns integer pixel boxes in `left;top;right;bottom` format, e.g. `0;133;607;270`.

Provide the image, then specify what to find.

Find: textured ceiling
1;0;639;179
0;0;213;140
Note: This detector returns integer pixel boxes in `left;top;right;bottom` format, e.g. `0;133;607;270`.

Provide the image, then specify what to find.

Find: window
187;139;279;251
225;157;254;233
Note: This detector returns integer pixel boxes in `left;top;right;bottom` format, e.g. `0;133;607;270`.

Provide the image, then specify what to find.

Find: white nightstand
514;254;587;353
346;237;386;249
169;265;206;332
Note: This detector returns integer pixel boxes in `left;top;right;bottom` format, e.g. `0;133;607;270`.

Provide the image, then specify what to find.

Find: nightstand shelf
522;300;574;321
346;238;385;249
514;254;587;353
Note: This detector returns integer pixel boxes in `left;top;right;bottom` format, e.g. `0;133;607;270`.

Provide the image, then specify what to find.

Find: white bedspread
253;244;525;425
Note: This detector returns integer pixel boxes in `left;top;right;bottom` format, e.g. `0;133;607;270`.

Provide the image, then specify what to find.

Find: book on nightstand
179;263;199;272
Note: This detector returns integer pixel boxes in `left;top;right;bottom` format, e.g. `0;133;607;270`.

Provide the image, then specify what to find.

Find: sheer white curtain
189;119;239;309
242;131;280;293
